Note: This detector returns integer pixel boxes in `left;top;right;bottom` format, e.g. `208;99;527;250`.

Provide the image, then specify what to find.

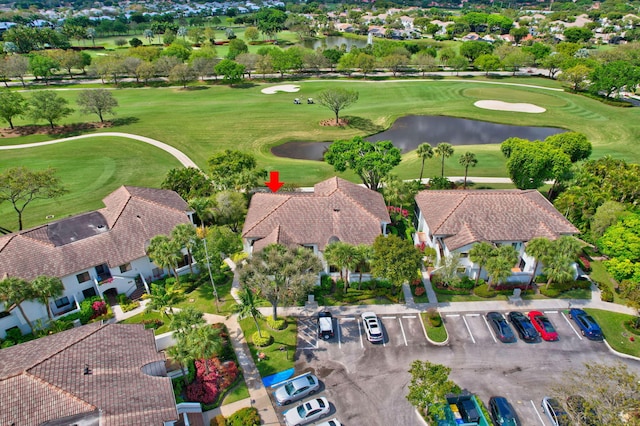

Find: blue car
569;308;603;341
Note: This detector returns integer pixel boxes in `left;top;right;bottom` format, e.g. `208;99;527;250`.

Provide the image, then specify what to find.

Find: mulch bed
0;122;109;138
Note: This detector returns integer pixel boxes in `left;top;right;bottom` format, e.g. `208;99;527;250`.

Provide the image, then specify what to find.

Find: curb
415;408;429;426
423;313;449;347
603;339;640;362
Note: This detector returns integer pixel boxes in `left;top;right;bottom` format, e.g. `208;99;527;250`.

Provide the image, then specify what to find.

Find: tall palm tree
0;277;36;332
416;142;434;182
458;152;478;189
543;254;574;289
525;237;552;288
147;234;183;284
469;242;494;287
188;197;214;229
354;244;374;289
171;223;198;275
146;282;181;317
485;245;518;289
555;236;582;260
170;306;205;333
324;242;359;292
166;343;194;386
434;143;454;179
186;324;223;374
31;275;64;319
233;288;265;338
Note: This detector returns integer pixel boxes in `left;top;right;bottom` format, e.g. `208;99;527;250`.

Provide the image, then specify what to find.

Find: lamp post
202;237;220;313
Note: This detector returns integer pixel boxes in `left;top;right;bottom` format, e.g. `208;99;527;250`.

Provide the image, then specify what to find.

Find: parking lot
281;309;639;426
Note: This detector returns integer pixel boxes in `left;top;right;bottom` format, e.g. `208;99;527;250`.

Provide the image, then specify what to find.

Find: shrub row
211;407;260;426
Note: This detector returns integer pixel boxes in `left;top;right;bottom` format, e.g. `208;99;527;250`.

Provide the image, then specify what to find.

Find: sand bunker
474;100;546;113
261;84;301;94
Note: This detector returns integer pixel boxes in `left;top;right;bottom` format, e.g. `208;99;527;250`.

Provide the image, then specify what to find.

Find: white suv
361;312;384;343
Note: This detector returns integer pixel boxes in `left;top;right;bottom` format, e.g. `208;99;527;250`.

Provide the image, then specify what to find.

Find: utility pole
203;237;220;313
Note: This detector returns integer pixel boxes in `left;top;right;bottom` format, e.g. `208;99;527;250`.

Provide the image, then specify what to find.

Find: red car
528;311;559;341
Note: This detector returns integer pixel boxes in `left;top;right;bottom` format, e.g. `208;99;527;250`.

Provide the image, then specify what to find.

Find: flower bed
185;358;239;405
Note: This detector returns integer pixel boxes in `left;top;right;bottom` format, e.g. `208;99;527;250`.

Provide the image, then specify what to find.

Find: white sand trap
261;84;301;94
474;100;546;113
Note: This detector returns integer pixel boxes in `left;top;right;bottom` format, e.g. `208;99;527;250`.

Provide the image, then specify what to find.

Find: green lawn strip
590;260;631;305
175;275;236;315
584;309;640;358
0;137;181;230
420;312;448;343
238;316;297;378
221;376;250;405
413;293;431;303
120;310;171;335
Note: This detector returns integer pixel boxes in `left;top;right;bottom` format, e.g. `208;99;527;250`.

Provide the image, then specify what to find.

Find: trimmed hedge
539;280;591;297
252;331;273;347
227;407;260;426
474;284;497;298
266;317;287;330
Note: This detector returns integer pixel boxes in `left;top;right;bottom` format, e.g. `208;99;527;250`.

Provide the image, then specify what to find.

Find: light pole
202;237;220;313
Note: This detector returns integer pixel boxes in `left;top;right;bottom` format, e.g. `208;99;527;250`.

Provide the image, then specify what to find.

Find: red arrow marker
265;171;284;193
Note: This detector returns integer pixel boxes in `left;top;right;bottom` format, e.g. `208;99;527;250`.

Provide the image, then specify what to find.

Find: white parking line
562;312;583;340
357;319;364;348
382;316;396;319
544;310;558;314
337;318;342;349
530;400;546;425
446;314;460;317
402;315;416;319
483;315;498;343
462;315;476;344
419;314;428;340
398;317;408;346
466;313;480;317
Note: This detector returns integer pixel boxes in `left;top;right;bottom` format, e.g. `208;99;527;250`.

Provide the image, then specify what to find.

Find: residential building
0;322;195;426
242;177;390;275
414;190;579;282
0;186;194;338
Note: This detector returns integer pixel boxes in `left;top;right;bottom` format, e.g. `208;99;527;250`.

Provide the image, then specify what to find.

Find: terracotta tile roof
0;323;178;426
0;186;191;281
415;190;579;251
243;177;390;251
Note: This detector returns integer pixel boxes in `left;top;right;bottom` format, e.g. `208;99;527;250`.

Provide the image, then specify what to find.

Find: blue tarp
263;368;295;388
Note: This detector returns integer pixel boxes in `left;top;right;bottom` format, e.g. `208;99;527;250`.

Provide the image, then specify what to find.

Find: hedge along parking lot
2;78;639;229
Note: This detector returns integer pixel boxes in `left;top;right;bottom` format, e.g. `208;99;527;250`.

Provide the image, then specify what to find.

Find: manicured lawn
3;78;638;228
221;377;250;405
584;309;640;358
313;285;403;306
238;316;297;378
420;312;448;343
589;260;632;305
175;273;237;315
120;310;171;334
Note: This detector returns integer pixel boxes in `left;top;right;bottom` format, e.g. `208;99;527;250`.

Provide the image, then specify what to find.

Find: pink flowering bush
387;206;409;218
186;358;239;405
91;301;107;319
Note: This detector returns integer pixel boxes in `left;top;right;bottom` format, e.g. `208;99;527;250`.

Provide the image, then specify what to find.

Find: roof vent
84;364;92;375
333;208;340;212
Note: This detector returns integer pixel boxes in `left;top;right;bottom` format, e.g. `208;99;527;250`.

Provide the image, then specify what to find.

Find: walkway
0;131;199;169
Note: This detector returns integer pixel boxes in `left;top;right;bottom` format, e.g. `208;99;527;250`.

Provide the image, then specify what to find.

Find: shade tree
0;90;28;129
371;234;423;287
27;91;74;129
76;89;118;123
316;88;359;125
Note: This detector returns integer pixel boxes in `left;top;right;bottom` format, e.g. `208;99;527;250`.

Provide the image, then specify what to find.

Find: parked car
528;311;559;341
486;312;516;343
315;419;342;426
361;312;384;343
273;373;320;406
541;397;571;426
317;311;334;340
508;311;539;343
283;397;330;426
488;396;520;426
569;308;603;340
566;395;599;426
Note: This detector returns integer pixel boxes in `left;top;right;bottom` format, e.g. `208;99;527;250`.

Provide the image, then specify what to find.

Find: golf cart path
0;131;199;169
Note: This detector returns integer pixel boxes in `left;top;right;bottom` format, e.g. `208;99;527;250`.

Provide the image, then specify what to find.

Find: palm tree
0;277;36;332
31;275;64;319
417;142;434;182
166;343;194;386
543;254;574;289
188;197;214;229
525;237;552;288
458;152;478;189
146;282;181;317
186;324;223;374
324;242;359;292
555;236;582;260
143;29;154;44
469;242;494;287
170;306;205;333
434;143;454;179
147;234;183;284
171;223;199;275
233;288;265;338
354;244;374;289
485;246;518;289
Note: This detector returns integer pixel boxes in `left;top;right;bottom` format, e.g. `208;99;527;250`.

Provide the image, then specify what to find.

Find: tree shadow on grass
178;86;210;91
110;116;140;127
487;74;507;79
231;82;259;89
344;116;385;134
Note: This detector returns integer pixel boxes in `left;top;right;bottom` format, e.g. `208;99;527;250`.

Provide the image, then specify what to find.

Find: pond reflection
271;115;564;161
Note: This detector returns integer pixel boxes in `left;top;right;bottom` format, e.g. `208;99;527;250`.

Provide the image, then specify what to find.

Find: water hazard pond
271;115;565;161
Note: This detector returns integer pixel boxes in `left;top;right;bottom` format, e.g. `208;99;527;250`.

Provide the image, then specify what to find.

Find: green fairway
0;137;181;230
2;78;639;229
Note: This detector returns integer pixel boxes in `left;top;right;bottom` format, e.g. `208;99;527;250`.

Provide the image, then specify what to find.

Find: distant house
334;23;354;33
0;186;194;338
0;322;192;426
414;190;579;282
242;177;390;275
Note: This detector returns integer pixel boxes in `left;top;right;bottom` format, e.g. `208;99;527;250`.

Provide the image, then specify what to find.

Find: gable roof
0;323;177;426
415;190;578;251
243;177;390;251
0;186;190;281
